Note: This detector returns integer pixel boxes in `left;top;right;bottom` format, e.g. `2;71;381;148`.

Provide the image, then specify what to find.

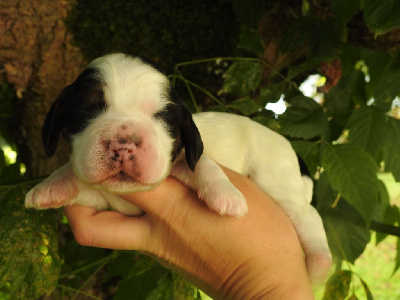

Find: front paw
199;180;248;217
25;176;78;209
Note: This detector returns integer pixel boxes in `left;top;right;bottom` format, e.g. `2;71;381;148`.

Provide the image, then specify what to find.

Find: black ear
180;107;203;171
41;94;67;157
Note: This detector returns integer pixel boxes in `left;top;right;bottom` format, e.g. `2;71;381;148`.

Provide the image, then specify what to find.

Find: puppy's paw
25;175;78;209
199;180;248;217
306;251;333;284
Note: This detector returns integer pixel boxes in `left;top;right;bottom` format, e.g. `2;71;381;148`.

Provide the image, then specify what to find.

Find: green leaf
280;15;346;60
324;211;371;263
346;106;388;162
103;252;137;281
231;0;264;29
0;185;60;298
383;117;400;181
324;86;352;116
332;0;360;23
227;97;261;116
361;49;392;85
323;270;352;300
129;255;158;278
0;163;23;184
222;61;262;96
238;26;264;57
359;276;374;300
361;0;400;34
0;150;5;173
374;71;400;110
114;264;168;300
376;204;399;244
172;273;197;299
146;272;173;300
278;96;325;139
260;82;285;107
321;144;379;223
291;141;319;176
316;174;371;263
287;58;320;80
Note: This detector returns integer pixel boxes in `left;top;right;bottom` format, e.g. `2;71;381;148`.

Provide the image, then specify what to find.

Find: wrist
214;253;314;300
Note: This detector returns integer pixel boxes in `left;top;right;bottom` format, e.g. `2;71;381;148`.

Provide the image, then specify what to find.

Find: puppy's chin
94;176;161;194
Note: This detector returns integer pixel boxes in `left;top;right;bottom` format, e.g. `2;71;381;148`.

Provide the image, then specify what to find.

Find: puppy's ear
180;107;203;171
41;89;69;157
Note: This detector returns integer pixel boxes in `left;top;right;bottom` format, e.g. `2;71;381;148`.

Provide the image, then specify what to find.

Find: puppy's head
42;53;203;192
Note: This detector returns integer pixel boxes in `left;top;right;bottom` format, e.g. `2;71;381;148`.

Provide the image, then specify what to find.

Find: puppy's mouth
95;169;157;193
109;171;136;182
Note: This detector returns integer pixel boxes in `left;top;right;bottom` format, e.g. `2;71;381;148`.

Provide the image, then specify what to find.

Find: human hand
64;167;314;299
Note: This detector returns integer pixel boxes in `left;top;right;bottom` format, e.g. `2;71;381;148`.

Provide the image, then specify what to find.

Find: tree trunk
0;0;86;177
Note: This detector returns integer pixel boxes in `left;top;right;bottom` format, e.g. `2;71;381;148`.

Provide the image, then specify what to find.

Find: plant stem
60;252;117;279
71;258;110;300
57;285;102;300
332;193;341;208
168;74;226;107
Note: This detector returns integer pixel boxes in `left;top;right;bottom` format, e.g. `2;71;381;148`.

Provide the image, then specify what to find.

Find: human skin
64;167;314;299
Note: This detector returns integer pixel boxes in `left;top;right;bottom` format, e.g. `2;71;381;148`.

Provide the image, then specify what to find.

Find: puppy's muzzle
106;123;142;167
108;139;137;163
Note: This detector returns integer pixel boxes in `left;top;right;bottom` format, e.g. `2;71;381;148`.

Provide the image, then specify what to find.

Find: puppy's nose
108;138;137;162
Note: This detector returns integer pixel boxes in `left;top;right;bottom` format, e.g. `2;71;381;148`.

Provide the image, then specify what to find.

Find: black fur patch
62;68;107;136
41;68;106;156
153;85;203;170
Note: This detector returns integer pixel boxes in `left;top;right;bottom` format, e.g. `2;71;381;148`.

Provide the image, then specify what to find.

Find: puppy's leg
25;162;109;211
25;163;79;209
171;155;248;217
257;177;332;283
294;205;332;284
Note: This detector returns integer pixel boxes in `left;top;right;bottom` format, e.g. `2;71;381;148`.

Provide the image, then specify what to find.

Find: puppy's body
25;53;331;283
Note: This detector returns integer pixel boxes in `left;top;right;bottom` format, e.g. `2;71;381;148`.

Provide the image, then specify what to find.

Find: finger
64;204;151;250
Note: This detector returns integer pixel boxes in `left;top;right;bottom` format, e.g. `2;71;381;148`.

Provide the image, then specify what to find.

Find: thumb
119;176;201;217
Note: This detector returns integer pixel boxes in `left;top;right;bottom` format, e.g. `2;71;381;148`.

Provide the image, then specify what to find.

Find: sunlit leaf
222;61;262;96
321;144;379;223
146;272;173;300
129;255;158;278
172;273;197;299
0;185;60;298
323;270;352;300
359;276;374;300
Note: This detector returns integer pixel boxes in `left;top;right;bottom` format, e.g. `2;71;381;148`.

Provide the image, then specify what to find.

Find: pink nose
108;138;137;163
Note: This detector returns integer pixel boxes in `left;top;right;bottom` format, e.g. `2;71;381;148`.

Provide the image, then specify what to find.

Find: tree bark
0;0;86;177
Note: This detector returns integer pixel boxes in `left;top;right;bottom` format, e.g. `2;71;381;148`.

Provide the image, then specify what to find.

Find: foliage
1;0;400;299
65;0;239;71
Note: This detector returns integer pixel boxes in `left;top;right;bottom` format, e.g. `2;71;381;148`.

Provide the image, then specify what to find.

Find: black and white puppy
25;53;332;283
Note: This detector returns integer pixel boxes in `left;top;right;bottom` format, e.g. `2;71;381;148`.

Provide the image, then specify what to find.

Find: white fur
25;53;332;283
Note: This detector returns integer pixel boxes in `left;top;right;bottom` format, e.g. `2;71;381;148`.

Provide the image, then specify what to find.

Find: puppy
25;53;332;283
